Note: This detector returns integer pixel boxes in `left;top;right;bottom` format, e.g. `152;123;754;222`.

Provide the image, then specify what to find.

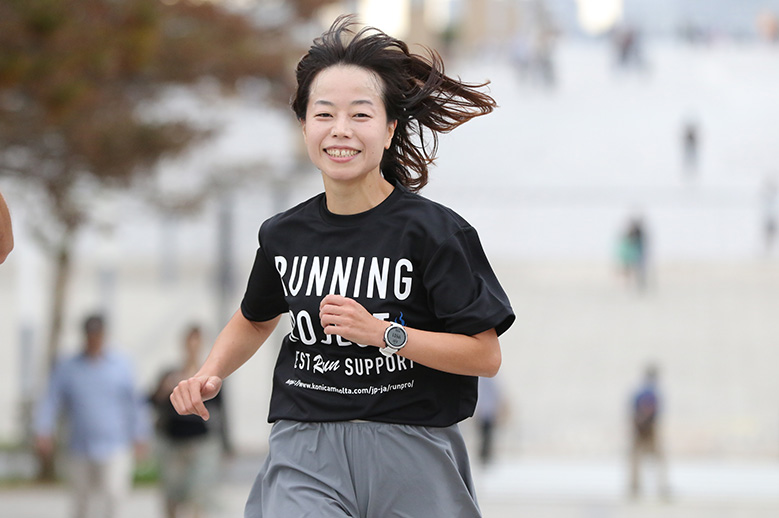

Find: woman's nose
331;115;352;137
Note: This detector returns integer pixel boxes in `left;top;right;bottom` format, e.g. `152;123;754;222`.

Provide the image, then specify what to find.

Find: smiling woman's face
302;65;397;188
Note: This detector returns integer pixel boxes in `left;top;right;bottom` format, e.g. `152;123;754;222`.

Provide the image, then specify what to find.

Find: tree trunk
37;234;74;482
47;235;73;372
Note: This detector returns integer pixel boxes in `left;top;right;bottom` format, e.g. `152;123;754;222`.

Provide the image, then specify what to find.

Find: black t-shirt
241;184;515;427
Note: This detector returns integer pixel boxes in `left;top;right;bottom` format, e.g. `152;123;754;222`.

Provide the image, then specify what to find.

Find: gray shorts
245;420;481;518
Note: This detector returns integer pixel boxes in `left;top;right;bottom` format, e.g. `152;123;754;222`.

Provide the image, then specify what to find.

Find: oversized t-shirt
241;184;515;427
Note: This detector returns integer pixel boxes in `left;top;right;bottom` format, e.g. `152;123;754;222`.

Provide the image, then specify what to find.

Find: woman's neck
323;176;394;215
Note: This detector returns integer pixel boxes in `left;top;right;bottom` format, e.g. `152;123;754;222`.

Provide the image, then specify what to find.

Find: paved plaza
3;456;779;518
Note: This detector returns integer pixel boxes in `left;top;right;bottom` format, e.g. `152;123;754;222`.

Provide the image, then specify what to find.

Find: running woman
171;15;515;518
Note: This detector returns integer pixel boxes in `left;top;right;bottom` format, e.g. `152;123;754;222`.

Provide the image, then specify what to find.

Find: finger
320;312;346;329
170;379;205;419
202;377;222;401
169;384;187;414
319;302;341;316
319;306;343;325
187;379;211;421
323;323;339;335
320;294;347;309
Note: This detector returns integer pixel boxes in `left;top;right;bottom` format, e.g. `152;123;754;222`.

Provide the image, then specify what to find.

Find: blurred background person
150;325;228;518
474;375;508;467
34;314;151;518
527;27;557;89
762;176;777;254
682;118;700;176
617;216;648;291
628;364;670;500
512;1;558;89
0;189;13;263
612;23;647;71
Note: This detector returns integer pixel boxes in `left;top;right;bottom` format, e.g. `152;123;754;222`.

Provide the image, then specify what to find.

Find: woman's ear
385;120;398;149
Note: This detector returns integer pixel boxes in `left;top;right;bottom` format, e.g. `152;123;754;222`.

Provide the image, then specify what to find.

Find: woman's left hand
319;294;384;347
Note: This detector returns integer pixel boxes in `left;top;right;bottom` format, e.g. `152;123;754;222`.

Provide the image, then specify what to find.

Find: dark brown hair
291;15;497;192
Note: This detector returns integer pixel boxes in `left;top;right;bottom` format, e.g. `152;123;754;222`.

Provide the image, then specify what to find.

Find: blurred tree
0;0;335;371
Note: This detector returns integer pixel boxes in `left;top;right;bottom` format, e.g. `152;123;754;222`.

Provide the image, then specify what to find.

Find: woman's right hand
170;375;223;421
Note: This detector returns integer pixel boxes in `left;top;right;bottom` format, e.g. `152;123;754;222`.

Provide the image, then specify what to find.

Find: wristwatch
381;322;407;356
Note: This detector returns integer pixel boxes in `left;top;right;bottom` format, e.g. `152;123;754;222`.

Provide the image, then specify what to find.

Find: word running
275;255;413;301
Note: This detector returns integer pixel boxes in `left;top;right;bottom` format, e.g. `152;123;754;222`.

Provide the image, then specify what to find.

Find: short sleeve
240;246;289;322
423;227;515;336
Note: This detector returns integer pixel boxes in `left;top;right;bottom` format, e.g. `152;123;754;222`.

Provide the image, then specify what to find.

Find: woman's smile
325;147;361;161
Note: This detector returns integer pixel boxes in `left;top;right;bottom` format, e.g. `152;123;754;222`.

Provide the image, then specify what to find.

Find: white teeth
326;148;359;158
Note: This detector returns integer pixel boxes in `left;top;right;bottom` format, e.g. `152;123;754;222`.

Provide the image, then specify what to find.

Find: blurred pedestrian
682;118;700;175
509;33;531;82
761;177;777;254
0;189;13;263
612;24;647;71
474;375;507;466
515;1;558;90
628;364;670;499
34;314;151;518
170;16;514;518
150;325;227;518
528;28;556;89
617;216;648;290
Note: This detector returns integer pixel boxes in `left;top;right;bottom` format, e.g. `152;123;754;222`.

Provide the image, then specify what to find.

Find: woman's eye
354;113;370;119
315;113;332;118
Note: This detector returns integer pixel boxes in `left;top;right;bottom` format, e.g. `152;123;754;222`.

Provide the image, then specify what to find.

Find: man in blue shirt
35;314;151;518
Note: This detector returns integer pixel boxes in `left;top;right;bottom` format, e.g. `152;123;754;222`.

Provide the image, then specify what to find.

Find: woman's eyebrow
313;99;375;107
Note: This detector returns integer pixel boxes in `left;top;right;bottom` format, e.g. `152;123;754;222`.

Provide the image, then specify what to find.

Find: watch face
386;326;406;347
